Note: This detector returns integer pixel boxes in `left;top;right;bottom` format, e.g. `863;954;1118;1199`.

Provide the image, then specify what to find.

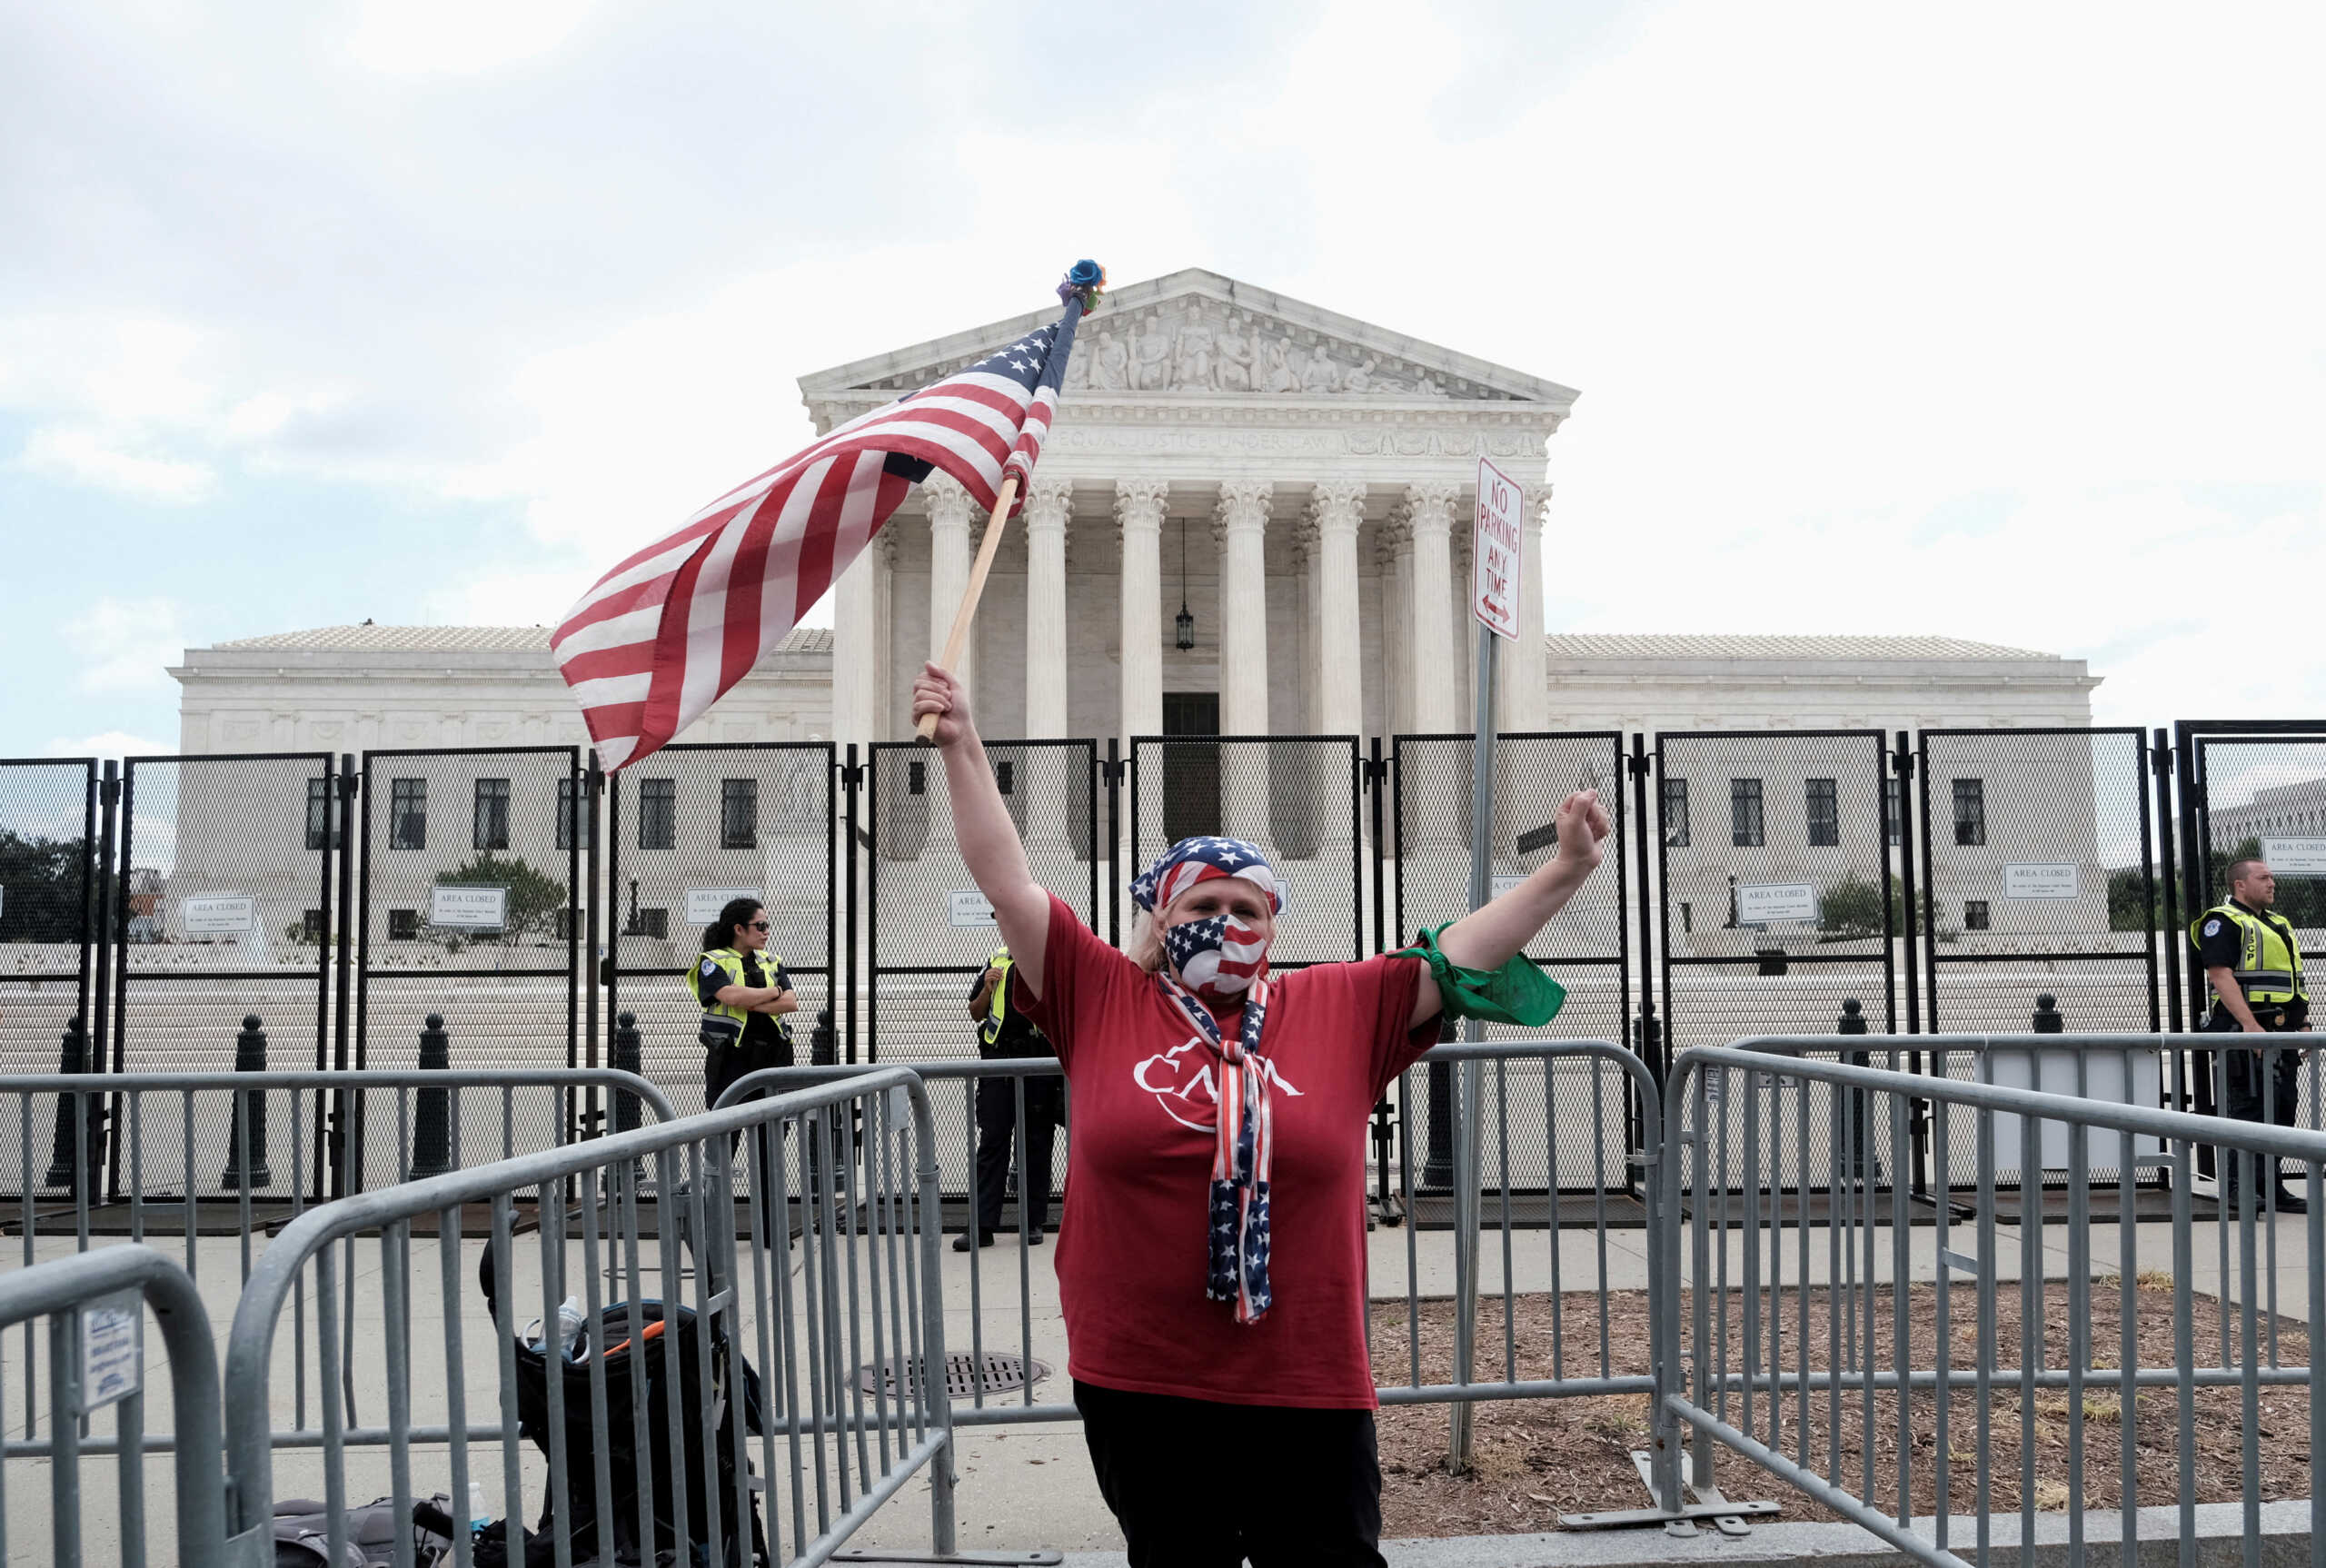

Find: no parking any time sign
1472;456;1522;640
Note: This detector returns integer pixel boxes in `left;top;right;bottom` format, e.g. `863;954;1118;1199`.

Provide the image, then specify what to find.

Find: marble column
1021;475;1074;854
1023;476;1073;739
831;524;887;753
1309;482;1367;738
923;474;975;850
1496;484;1550;737
1214;480;1274;847
1114;479;1168;749
925;473;976;701
1404;483;1463;731
1378;518;1413;736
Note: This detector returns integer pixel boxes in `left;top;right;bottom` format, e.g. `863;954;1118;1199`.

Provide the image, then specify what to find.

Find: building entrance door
1161;692;1219;846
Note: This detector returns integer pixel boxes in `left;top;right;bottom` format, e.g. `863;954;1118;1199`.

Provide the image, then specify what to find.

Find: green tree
2107;866;2160;932
433;852;568;942
1816;871;1923;941
0;831;88;942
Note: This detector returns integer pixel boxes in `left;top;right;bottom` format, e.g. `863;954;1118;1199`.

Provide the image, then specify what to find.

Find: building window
1883;776;1904;848
995;759;1015;796
634;908;670;940
1680;902;1693;935
1661;778;1690;849
472;779;511;851
302;908;325;943
388;908;420;941
305;778;339;851
1730;779;1765;849
908;760;927;797
1964;899;1991;931
636;779;675;851
721;779;758;850
390;779;427;851
1953;778;1986;847
557;777;594;851
1804;778;1839;848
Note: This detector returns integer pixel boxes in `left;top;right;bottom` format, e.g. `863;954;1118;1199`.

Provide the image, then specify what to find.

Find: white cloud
343;0;597;76
18;425;214;501
44;730;172;759
61;598;191;695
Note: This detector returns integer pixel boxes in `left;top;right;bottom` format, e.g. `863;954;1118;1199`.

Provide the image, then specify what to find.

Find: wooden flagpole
914;473;1020;742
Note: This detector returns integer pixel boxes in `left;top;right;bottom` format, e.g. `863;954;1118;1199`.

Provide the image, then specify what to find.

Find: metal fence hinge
1363;757;1389;784
2151;744;2175;778
1625;751;1652;779
99;776;122;804
839;762;865;786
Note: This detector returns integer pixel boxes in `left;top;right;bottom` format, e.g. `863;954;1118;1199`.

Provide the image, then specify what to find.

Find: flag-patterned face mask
1131;837;1285;1005
1163;912;1268;1003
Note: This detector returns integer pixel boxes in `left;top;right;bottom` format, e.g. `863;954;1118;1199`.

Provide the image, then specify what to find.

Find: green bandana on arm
1397;922;1566;1027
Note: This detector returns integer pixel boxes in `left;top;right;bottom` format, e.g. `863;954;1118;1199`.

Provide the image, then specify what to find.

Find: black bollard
221;1014;273;1189
810;1008;837;1067
412;1013;453;1178
610;1011;642;1136
1423;1013;1458;1190
1837;998;1873;1178
44;1015;104;1196
2032;993;2064;1033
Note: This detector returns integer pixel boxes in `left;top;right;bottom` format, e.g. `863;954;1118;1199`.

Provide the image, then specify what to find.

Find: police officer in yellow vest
956;944;1065;1252
688;897;799;1111
2192;857;2311;1212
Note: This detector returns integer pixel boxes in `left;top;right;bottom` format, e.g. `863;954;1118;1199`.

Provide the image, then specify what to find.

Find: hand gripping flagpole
916;261;1105;743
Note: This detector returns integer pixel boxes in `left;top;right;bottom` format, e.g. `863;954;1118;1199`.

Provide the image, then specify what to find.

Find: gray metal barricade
223;1067;953;1568
0;1245;226;1568
721;1038;1654;1441
1655;1037;2326;1567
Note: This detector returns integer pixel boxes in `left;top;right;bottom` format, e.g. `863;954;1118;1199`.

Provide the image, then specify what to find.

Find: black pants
2205;1010;2303;1196
1074;1380;1386;1567
969;1077;1061;1236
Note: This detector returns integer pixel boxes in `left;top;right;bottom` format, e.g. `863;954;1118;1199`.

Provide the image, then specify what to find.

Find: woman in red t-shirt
912;662;1611;1567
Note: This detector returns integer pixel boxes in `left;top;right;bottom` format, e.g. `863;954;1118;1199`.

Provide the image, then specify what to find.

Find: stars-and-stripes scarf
1158;970;1275;1325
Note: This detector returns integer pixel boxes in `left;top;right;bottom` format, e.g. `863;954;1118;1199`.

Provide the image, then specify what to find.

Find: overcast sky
3;0;2320;760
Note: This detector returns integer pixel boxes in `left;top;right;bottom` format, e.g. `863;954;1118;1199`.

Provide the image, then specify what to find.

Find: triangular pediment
797;268;1578;410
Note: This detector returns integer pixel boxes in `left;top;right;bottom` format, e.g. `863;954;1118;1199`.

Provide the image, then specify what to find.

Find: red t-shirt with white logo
1015;893;1436;1409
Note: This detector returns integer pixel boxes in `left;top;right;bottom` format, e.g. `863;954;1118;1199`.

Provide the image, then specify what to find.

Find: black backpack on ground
478;1245;769;1566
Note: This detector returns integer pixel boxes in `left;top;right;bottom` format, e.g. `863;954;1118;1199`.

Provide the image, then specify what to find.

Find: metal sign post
1450;457;1523;1470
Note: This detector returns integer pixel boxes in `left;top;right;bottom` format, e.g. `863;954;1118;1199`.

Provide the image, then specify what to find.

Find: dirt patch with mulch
1372;1279;2311;1539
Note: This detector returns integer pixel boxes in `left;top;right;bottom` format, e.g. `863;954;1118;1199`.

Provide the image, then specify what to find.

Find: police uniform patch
701;958;724;983
2204;919;2222;938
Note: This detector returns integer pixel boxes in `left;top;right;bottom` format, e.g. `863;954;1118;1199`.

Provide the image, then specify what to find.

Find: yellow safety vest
979;947;1013;1048
687;948;795;1047
2190;903;2307;1007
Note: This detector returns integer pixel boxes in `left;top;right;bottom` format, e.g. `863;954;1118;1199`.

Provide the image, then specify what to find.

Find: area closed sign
1472;456;1522;640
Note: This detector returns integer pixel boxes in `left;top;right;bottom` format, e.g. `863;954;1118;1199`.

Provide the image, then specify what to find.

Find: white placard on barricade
182;894;256;935
2263;838;2326;877
430;885;509;930
949;888;998;928
2003;863;2081;899
685;887;764;926
1736;882;1820;924
80;1291;143;1413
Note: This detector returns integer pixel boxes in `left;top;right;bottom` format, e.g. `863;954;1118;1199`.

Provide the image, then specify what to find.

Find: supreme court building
166;271;2107;991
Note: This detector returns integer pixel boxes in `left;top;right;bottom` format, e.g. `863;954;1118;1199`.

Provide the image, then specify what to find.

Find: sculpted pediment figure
800;267;1581;412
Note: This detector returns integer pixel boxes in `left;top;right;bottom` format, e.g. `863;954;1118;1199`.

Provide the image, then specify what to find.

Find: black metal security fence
1654;730;1904;1053
1128;734;1365;968
606;741;839;1097
20;723;2326;1190
865;737;1102;1064
1917;727;2159;1036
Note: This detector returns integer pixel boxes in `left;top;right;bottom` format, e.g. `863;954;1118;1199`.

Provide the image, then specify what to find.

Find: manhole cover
857;1351;1049;1400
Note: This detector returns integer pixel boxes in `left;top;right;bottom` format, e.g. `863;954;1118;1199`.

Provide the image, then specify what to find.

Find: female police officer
687;896;799;1109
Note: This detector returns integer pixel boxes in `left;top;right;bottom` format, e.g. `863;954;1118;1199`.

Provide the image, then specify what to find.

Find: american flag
552;293;1089;769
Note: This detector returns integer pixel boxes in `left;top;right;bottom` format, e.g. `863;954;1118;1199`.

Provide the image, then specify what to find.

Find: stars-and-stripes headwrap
1129;837;1286;917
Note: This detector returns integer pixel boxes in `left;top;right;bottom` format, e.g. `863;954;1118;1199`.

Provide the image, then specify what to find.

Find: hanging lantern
1175;518;1196;650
